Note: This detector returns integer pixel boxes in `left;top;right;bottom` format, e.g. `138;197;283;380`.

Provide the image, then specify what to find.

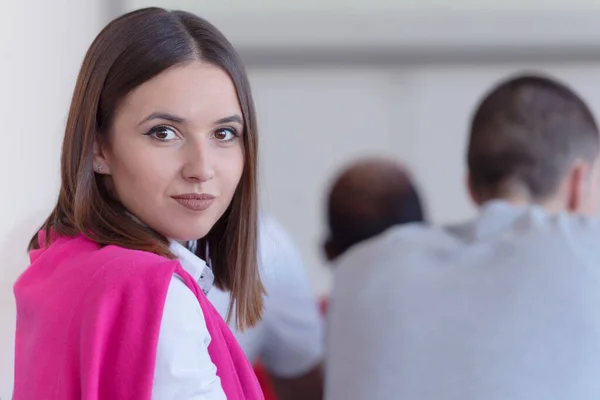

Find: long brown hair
29;7;263;330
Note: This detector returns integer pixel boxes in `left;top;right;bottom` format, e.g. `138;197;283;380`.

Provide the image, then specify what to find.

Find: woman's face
95;61;245;241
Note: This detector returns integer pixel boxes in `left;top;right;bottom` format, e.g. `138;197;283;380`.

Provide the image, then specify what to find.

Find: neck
483;194;565;215
474;185;532;208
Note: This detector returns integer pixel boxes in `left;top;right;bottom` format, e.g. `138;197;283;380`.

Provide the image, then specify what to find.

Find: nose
181;138;215;183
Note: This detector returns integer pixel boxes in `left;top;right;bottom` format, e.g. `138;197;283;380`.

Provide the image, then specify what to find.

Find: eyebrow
215;115;243;125
138;112;185;126
137;112;243;127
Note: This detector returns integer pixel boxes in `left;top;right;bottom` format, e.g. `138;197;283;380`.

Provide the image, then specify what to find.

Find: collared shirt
152;240;224;400
208;214;324;378
176;239;215;296
326;201;600;400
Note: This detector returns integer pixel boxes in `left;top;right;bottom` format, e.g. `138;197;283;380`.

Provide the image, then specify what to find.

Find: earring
96;164;103;173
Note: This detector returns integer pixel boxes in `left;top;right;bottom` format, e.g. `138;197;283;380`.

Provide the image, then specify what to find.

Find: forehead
117;61;242;125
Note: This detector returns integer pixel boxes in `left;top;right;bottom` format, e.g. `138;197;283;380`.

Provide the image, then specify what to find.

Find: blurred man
324;158;425;261
208;214;323;400
326;75;600;400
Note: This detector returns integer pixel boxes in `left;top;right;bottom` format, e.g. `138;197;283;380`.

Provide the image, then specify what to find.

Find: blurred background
4;0;600;396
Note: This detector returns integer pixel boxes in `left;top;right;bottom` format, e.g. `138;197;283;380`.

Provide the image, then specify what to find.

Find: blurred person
13;8;264;400
209;213;324;400
323;158;425;261
326;74;600;400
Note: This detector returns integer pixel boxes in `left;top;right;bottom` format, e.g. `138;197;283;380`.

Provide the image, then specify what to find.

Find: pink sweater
13;232;263;399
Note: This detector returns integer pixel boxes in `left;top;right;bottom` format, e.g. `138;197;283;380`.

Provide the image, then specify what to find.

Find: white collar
168;240;215;295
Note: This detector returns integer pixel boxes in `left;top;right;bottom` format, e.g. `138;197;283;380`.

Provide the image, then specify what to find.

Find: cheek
109;146;178;201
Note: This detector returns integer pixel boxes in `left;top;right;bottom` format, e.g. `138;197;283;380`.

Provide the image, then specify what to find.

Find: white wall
127;0;600;51
0;0;105;396
129;0;600;12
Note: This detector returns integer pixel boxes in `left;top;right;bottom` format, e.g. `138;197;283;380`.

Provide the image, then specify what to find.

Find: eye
144;125;179;142
213;127;238;142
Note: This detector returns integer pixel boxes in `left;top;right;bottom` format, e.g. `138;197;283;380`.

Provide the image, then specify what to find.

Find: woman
13;7;264;400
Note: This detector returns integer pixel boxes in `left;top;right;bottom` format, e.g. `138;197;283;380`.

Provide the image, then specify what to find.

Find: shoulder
330;222;455;299
26;234;180;289
41;233;174;267
90;243;177;281
333;222;442;269
46;236;183;303
547;213;600;262
473;207;600;254
95;240;172;266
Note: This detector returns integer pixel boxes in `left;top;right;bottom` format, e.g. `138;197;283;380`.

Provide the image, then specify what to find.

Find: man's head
467;74;600;215
324;158;425;261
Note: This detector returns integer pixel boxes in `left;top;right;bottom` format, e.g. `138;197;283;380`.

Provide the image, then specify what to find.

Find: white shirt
208;214;324;378
152;240;225;400
326;201;600;400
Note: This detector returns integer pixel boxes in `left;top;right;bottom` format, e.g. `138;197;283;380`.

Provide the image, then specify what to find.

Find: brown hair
28;7;263;330
468;73;599;201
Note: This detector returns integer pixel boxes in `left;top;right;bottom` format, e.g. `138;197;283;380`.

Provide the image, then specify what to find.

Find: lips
171;193;216;211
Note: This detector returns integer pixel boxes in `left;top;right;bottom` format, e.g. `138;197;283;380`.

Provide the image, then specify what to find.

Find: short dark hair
468;74;599;201
327;162;425;255
29;8;263;330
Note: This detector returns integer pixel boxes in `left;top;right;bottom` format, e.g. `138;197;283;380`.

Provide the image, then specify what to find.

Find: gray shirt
326;200;600;400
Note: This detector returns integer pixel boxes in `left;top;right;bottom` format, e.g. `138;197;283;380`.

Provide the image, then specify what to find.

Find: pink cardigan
13;232;263;399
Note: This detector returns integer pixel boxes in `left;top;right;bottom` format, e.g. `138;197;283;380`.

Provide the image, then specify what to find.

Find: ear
565;160;590;213
323;238;339;262
93;136;112;175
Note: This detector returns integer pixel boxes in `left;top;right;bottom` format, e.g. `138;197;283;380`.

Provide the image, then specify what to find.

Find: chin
166;223;214;242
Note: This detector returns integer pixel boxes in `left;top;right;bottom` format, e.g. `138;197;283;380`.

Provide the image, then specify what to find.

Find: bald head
325;158;425;260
